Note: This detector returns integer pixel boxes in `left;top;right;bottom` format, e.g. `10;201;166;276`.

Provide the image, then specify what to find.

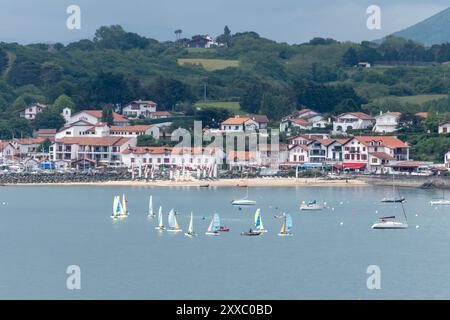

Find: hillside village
0;98;449;178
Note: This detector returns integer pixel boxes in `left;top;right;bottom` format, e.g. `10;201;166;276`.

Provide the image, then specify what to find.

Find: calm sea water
0;185;449;300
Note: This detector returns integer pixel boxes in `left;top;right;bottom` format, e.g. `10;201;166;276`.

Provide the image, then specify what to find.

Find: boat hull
278;232;293;237
381;198;406;203
300;205;323;211
240;232;262;236
371;222;408;229
155;226;166;231
232;200;256;206
184;232;198;237
167;228;183;233
205;231;220;236
430;200;450;205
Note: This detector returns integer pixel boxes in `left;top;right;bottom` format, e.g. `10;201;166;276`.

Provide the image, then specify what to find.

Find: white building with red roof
122;100;158;119
373;111;401;133
50;136;136;166
67;109;129;126
333;112;375;133
220;115;262;132
340;136;409;173
0;141;16;162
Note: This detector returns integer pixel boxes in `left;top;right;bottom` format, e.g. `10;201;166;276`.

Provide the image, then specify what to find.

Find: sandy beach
7;177;368;187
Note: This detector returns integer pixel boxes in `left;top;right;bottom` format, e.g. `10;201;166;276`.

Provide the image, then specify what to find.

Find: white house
12;138;48;157
220;116;261;132
20;103;47;120
438;121;450;134
280;109;329;132
56;122;159;140
373;112;401;133
122;100;158;119
288;144;309;163
66;109;129;126
50;136;136;166
445;150;450;170
0;141;16;162
121;146;224;168
333;112;375;133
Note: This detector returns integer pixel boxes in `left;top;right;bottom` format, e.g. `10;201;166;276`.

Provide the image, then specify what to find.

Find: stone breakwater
0;172;132;184
359;175;450;189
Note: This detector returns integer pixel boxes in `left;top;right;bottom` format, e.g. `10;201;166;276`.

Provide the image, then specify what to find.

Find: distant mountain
390;7;450;46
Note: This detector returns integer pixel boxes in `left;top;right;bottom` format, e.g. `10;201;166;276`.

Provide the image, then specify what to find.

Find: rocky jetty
0;171;132;184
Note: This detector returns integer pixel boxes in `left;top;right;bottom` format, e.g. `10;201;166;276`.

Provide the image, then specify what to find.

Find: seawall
358;175;450;189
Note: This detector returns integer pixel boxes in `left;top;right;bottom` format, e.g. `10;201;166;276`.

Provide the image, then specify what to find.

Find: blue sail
168;209;176;228
212;213;220;231
285;214;293;232
115;199;122;216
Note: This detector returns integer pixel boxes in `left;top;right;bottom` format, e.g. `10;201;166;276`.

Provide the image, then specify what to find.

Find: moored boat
300;200;323;211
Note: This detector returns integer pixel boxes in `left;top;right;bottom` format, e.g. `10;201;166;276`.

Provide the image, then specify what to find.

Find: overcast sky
0;0;448;44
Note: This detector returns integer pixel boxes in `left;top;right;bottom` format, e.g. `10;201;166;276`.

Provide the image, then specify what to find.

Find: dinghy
184;212;198;237
240;229;262;236
278;213;293;236
111;195;128;220
167;209;182;232
254;208;267;232
300;200;323;211
155;206;165;231
147;195;156;218
205;213;221;236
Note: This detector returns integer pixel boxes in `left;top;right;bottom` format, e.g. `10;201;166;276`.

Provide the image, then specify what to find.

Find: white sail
188;212;194;234
121;194;128;216
148;195;153;215
158;206;164;228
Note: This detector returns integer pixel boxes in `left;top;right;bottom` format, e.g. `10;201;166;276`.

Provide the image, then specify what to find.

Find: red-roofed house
333;112;375;133
0;141;16;161
68;110;129;126
122;100;158;119
220;116;260;132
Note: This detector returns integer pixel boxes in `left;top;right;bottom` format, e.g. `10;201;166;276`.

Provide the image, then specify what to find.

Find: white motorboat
371;216;408;229
231;188;256;206
300;200;323;211
430;191;450;205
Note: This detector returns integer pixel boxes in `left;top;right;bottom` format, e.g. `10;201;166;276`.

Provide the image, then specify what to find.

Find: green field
186;48;217;54
177;58;239;71
195;101;243;114
373;94;447;105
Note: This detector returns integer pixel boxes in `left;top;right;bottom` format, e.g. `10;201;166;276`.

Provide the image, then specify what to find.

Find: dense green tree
101;106;114;126
195;107;233;128
53;94;76;112
40;62;63;84
34;108;66;130
260;92;294;121
7;60;41;87
137;135;163;147
0;48;8;73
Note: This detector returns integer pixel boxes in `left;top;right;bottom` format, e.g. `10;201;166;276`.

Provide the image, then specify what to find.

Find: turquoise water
0;185;449;299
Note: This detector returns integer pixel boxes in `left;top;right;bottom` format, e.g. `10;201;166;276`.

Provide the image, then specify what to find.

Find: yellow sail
174;214;180;230
112;196;120;216
254;208;264;231
121;194;127;216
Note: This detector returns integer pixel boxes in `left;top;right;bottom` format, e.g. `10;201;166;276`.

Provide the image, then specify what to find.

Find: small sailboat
184;212;198;237
231;187;256;206
278;213;293;236
300;200;323;211
254;208;267;232
205;213;221;236
147;195;156;218
155;206;165;231
430;190;450;205
111;195;128;220
167;209;182;232
241;214;263;236
381;175;406;203
372;189;408;230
